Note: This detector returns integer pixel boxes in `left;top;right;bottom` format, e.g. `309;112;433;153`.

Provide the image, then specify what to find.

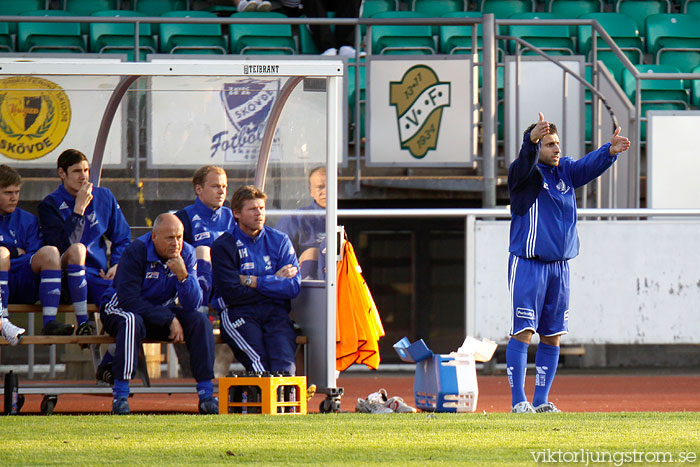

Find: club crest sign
0;77;71;160
211;78;281;161
389;65;450;159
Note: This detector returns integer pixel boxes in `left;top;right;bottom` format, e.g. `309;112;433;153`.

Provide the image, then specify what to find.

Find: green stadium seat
361;0;397;17
616;0;670;32
507;13;575;55
578;12;644;82
90;10;156;61
370;11;435;55
0;22;12;52
439;12;483;54
133;0;187;34
645;13;700;75
18;10;85;53
481;0;535;19
64;0;119;33
622;64;689;138
691;64;700;106
685;0;700;17
549;0;603;17
0;0;47;34
412;0;466;34
348;59;366;141
229;12;296;55
160;11;227;55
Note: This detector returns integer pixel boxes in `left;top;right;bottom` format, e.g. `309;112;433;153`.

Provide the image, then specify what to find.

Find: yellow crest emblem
0;76;71;160
390;65;450;159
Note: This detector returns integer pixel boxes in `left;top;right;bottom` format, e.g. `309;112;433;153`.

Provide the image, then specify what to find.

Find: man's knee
540;334;561;347
31;246;61;270
512;329;534;344
62;243;87;265
0;246;10;269
195;246;211;262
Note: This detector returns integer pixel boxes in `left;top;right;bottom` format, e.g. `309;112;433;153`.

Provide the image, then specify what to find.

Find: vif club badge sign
0;76;71;160
390;65;450;159
368;58;473;167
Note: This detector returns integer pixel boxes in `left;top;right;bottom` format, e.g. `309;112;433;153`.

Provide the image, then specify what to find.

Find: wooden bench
1;303;308;376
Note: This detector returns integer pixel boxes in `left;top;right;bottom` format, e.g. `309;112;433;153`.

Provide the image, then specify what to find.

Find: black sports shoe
112;397;130;415
42;320;75;336
198;396;219;415
96;363;115;386
76;320;96;349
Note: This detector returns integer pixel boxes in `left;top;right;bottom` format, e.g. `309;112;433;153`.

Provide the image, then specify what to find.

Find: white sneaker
511;401;536;413
258;0;272;11
534;402;561;413
321;47;338;56
1;318;25;346
355;397;392;413
338;45;366;58
237;0;258;12
386;396;417;413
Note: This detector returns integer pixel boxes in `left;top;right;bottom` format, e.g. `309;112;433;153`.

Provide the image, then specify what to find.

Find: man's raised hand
530;112;551;144
609;127;630;155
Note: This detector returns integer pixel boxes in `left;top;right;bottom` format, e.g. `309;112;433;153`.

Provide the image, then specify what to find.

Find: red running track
8;373;700;415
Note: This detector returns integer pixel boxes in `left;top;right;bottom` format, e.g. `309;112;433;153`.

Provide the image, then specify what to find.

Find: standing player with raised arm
506;113;630;413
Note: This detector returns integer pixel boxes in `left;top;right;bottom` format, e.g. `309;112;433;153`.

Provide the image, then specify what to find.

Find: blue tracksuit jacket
175;198;235;248
211;223;301;373
101;232;202;323
508;132;618;262
0;208;42;268
212;224;301;310
274;201;326;254
38;184;131;274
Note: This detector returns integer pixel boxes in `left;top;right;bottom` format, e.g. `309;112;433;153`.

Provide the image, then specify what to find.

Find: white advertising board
148;74;331;168
0;58;125;167
367;57;475;166
472;220;700;344
504;56;585;165
647;111;700;208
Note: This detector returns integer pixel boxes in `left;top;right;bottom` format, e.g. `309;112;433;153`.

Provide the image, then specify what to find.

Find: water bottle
4;371;19;415
277;385;284;413
288;386;296;414
241;389;248;414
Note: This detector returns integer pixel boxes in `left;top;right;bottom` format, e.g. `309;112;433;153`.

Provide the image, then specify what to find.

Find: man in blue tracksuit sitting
37;149;131;336
274;166;326;279
506;113;630;413
175;165;235;313
212;185;301;375
100;213;216;415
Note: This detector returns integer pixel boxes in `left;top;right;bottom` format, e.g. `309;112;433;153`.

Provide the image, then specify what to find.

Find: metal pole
482;13;497;208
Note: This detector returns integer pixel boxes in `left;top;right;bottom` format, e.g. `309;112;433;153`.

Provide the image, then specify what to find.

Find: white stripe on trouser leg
40;278;62;282
220;310;266;372
104;294;135;380
509;256;519;335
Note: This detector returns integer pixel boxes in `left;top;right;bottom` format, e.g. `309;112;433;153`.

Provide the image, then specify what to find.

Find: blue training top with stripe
38;184;131;275
508;131;618;262
211;223;301;311
100;232;202;326
175;198;236;248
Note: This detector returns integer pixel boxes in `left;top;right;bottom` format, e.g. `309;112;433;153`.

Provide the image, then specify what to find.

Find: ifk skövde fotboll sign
368;58;473;167
148;74;330;168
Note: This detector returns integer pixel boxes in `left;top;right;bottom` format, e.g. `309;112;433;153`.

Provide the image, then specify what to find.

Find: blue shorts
8;256;40;304
508;254;569;337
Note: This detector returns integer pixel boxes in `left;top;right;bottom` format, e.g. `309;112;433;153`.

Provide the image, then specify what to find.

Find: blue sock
113;379;130;399
101;350;114;366
66;264;88;325
196;380;213;400
39;269;62;323
532;343;561;408
506;338;529;406
0;270;8;316
196;260;212;300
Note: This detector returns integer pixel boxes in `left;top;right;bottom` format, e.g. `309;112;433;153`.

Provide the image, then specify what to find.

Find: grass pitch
3;412;698;465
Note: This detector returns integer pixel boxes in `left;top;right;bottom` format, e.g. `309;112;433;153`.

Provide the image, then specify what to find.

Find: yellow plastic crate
218;375;307;415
